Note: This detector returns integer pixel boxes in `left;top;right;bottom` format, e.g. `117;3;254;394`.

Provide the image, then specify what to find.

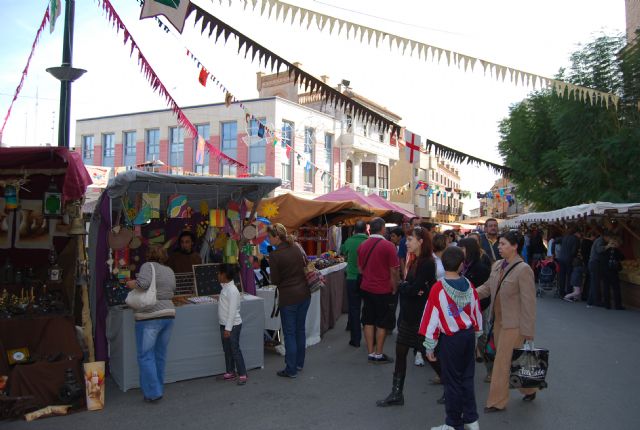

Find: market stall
88;171;281;384
0;147;93;414
501;201;640;308
252;193;368;342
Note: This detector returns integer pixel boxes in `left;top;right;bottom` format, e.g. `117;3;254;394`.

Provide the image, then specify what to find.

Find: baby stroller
536;259;558;297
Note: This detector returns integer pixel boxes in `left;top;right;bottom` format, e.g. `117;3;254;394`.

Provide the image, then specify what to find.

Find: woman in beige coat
476;231;537;413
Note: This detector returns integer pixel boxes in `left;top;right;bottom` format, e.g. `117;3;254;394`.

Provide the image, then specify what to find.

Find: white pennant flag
328;17;336;34
290;6;298;24
140;0;190;33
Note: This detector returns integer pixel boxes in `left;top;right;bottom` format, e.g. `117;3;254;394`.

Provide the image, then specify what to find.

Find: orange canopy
253;193;377;230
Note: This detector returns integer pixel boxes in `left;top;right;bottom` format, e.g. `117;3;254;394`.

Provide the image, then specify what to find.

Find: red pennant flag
198;67;209;87
285;145;291;158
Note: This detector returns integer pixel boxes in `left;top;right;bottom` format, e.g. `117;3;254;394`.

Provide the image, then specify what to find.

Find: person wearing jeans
340;220;368;347
135;319;174;400
219;325;247;381
267;223;311;378
126;245;176;402
280;297;312;375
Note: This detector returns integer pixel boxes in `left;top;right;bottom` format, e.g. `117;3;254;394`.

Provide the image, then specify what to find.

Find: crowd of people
122;214;628;430
340;217;539;430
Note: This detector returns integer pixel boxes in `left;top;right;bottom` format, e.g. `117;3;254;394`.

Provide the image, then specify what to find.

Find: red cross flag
404;129;421;164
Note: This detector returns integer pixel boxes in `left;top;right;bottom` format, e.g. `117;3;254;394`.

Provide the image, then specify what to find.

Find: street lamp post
46;0;86;149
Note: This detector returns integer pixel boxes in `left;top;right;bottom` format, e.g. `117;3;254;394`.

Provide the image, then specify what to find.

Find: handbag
104;275;129;306
125;263;157;310
484;261;522;361
509;340;549;390
304;261;325;293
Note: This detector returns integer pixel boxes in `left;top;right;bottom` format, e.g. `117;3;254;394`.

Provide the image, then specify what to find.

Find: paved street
7;296;640;430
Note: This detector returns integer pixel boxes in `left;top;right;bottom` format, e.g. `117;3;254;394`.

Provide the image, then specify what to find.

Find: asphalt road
6;296;640;430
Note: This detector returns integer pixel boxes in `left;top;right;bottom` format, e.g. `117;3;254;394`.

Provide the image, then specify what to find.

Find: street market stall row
500;201;640;308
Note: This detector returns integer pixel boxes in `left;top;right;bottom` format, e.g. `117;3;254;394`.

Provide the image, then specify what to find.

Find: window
378;164;389;191
195;124;210;174
304;127;314;186
418;194;427;209
169;127;184;171
146;129;160;159
123;131;136;167
102;133;115;167
249;118;266;175
280;121;293;183
362;162;376;188
379;131;384;143
345;115;352;131
363;123;368;137
323;134;333;193
346;159;353;184
82;135;94;161
220;121;238;176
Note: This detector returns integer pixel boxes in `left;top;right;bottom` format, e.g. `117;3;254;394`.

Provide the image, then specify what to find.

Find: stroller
536;259;559;297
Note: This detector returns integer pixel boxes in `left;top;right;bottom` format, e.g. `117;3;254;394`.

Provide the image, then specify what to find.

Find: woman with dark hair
167;230;202;273
459;238;492;380
432;234;447;280
476;231;538;412
267;223;311;378
377;226;437;407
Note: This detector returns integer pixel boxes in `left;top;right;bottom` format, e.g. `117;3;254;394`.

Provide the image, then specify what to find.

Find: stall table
618;271;640;309
106;294;264;391
0;315;83;409
256;287;321;347
319;263;347;335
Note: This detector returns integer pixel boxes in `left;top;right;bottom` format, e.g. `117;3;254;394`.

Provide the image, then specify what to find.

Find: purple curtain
94;196;111;362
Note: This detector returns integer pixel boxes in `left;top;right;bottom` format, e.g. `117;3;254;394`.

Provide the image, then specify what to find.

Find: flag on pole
195;135;206;166
404;129;421;164
50;0;61;33
140;0;189;34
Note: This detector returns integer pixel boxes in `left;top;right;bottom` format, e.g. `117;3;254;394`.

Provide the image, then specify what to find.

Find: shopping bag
509;341;549;390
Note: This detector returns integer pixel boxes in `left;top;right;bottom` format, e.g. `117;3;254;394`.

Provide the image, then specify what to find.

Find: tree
498;33;640;211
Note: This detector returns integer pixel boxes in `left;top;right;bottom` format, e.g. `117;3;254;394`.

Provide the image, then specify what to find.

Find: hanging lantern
43;179;63;217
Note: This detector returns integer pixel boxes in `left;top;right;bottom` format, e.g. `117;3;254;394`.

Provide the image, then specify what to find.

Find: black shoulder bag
484;261;522;361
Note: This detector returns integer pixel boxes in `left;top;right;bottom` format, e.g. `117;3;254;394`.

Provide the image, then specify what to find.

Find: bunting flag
221;0;625;111
1;7;50;138
198;66;209;86
425;139;511;176
49;0;61;33
187;2;401;136
140;0;190;33
99;0;246;170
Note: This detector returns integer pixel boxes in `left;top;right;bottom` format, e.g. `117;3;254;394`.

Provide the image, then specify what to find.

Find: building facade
390;151;463;223
478;178;529;218
627;0;640;45
77;69;401;200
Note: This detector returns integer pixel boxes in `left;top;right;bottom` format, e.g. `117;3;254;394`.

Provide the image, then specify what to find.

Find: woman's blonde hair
268;223;294;245
147;244;169;264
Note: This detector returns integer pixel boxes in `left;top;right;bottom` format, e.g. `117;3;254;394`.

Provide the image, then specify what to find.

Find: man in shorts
358;217;400;364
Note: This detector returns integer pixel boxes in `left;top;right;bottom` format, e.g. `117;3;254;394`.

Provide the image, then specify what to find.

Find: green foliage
498;33;640;210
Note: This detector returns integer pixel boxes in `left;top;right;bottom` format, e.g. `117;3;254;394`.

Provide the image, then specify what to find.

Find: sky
0;0;626;212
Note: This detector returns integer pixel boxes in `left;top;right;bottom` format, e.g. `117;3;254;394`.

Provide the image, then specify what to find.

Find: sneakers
414;353;425;367
368;353;394;364
464;421;480;430
562;296;577;303
222;372;236;381
430;425;455;430
237;375;248;386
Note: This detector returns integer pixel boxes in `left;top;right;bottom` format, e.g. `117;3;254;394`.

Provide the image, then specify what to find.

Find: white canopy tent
500;202;640;229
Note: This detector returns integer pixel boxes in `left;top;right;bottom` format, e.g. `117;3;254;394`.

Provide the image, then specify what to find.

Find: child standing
218;264;247;385
420;246;482;430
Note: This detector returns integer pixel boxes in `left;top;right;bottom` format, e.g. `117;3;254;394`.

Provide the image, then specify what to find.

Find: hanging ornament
260;202;279;219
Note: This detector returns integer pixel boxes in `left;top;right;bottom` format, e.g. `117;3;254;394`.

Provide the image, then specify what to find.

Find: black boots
376;373;405;407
